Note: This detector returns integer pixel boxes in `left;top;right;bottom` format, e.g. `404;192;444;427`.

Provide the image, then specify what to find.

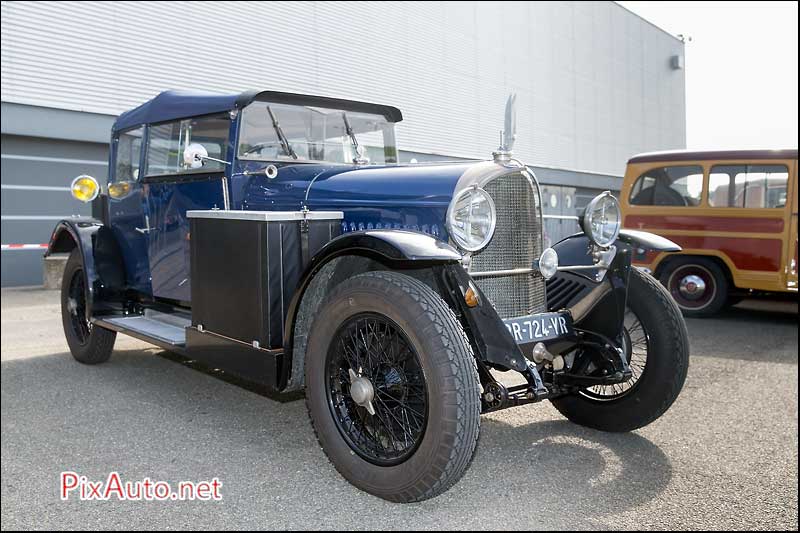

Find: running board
95;310;283;391
94;309;191;349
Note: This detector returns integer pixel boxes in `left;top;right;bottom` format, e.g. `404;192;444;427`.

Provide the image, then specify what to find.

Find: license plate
503;312;573;344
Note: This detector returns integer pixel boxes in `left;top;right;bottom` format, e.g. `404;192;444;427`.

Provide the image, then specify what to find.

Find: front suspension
479;332;631;413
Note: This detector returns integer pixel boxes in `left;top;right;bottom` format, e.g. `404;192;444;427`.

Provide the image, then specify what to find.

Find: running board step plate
95;314;189;346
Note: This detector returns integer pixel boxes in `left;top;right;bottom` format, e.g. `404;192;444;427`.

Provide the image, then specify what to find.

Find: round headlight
447;187;497;252
581;191;621;248
70;175;100;203
537;247;559;280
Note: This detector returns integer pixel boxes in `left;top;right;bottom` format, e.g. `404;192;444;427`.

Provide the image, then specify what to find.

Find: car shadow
158;346;673;518
452;416;673;520
719;299;798;322
684;300;798;365
2;347;673;529
166;346;674;516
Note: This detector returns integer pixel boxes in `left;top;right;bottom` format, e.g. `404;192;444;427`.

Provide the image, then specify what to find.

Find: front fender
618;229;681;252
46;218;126;318
280;230;462;389
311;229;462;265
286;231;461;331
550;234;633;341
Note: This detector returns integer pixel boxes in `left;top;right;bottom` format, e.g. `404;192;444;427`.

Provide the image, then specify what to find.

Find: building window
145;115;229;176
708;165;789;208
629;165;704;207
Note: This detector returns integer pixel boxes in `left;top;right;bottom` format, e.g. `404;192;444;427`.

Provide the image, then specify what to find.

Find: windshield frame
235;101;398;166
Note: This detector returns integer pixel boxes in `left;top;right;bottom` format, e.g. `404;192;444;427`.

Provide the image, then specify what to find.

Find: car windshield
238;101;398;165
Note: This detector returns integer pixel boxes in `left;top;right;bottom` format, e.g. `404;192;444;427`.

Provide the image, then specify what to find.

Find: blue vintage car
49;90;689;502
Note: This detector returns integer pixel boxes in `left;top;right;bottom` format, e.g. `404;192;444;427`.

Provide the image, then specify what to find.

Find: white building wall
0;0;685;175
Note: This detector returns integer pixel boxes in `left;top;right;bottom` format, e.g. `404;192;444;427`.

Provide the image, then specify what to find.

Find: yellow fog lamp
71;175;100;203
107;181;132;200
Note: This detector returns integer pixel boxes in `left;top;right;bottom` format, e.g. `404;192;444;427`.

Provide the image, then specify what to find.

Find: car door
106;126;153;296
787;160;798;291
142;115;230;302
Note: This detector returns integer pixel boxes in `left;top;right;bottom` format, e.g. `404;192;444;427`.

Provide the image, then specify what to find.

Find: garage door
1;134;108;286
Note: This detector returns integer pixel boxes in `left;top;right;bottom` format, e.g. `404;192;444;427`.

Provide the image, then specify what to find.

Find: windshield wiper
266;106;297;160
342;112;367;164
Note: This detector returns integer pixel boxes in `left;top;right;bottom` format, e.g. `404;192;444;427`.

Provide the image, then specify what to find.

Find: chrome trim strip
188;326;283;355
471;257;615;278
221;176;230;210
542;214;579;221
470;267;536;278
279;223;284;340
558;264;606;272
187;209;343;221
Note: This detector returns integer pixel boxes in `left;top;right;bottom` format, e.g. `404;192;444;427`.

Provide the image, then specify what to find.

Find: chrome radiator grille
470;171;546;318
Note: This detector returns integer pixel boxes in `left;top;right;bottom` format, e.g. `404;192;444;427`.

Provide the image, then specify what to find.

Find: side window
709;164;789;208
145;115;229;177
113;127;143;181
629;165;704;206
146;121;181;176
184;115;229;168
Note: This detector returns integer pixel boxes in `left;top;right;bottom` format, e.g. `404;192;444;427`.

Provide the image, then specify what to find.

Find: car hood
236;159;522;240
303;162;475;210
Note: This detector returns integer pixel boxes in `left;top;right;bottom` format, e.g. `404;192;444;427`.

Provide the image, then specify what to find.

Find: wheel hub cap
679;274;706;299
348;368;376;416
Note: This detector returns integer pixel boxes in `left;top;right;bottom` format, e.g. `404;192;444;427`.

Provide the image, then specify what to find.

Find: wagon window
708;164;789;208
113;127;143;181
145;115;229;177
628;165;704;206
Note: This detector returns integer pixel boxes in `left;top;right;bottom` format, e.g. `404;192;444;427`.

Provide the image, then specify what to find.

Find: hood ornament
492;93;517;163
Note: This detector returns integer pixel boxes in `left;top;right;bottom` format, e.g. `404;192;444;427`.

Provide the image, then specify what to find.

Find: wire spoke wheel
325;312;428;466
551;268;689;432
66;269;92;345
581;307;649;401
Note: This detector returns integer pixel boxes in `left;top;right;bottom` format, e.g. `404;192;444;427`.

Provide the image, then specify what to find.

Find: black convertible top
113;89;403;133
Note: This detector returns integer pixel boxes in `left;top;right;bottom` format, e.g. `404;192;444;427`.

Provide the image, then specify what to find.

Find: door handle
135;215;154;234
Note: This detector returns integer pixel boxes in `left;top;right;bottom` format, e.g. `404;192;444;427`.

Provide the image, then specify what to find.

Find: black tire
724;295;745;308
659;256;729;317
551;268;689;432
61;249;116;364
304;271;481;502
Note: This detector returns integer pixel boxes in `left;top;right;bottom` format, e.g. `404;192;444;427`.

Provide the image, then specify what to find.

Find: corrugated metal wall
1;135;102;285
0;0;685;176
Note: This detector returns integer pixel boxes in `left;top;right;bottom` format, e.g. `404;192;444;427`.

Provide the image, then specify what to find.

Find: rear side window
114;127;143;181
145;115;229;176
629;165;704;207
708;164;789;208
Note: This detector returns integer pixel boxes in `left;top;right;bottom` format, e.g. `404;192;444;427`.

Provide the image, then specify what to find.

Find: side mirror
183;143;208;169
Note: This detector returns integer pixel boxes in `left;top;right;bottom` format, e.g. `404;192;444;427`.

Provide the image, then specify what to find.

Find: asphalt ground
1;287;797;530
